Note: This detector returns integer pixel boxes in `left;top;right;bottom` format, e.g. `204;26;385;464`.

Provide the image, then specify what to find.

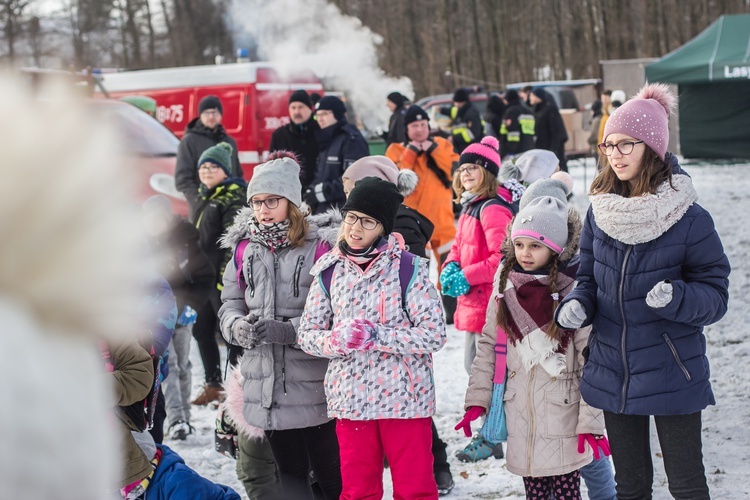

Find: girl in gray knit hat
217;151;343;499
458;195;609;500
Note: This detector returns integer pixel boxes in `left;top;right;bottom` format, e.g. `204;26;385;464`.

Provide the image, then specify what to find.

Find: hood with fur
220;206;342;250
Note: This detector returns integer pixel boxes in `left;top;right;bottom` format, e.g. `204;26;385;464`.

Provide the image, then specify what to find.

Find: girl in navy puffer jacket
556;84;730;499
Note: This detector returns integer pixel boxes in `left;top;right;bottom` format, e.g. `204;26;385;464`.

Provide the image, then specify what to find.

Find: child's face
514;237;555;272
603;133;646;186
250;194;289;225
458;163;483;192
198;162;228;189
342;210;382;249
342;177;355;198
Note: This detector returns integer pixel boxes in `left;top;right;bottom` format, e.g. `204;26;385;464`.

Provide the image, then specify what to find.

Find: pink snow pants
336;417;437;499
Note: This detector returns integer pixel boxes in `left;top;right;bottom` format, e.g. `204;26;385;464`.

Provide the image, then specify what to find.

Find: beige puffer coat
464;209;605;478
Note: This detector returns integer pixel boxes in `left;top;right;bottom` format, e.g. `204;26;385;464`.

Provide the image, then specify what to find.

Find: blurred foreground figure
0;72;146;500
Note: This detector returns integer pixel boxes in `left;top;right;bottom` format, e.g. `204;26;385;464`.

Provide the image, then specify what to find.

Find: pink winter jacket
444;188;514;333
298;235;447;420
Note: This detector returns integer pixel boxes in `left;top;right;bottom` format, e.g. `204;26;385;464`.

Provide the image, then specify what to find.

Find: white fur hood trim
590;174;697;245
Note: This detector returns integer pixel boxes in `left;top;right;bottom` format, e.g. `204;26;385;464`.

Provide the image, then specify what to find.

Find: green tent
645;14;750;159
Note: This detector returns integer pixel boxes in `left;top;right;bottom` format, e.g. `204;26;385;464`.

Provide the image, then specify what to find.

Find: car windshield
96;101;179;157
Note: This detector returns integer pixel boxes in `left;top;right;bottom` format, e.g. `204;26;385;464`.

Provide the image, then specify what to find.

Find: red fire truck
100;62;324;178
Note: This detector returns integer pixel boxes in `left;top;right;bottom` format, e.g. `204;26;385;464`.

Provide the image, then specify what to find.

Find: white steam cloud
230;0;413;132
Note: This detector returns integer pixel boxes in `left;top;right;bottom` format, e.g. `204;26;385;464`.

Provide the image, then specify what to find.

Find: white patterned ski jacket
298;234;447;420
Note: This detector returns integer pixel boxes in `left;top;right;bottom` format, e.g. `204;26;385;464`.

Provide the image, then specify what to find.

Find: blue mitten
177;305;197;326
439;262;461;295
445;269;470;298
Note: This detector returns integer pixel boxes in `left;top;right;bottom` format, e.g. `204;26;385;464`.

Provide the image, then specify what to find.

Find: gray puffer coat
218;208;340;431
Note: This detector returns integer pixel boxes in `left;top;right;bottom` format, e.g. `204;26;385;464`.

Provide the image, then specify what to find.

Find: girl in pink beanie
557;83;730;497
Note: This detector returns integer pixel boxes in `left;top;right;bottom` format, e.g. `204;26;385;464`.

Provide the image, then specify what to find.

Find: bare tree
1;0;31;63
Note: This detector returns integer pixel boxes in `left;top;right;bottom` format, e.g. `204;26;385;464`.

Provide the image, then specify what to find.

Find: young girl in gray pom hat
217;151;343;500
557;83;730;497
458;194;607;500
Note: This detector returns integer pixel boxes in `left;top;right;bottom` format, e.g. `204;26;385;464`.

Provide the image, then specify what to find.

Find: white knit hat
247;156;302;207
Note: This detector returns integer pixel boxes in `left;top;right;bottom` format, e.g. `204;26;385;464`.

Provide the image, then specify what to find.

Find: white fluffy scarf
590;174;697;245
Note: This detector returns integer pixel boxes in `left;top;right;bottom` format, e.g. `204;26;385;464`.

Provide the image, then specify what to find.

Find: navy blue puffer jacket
558;156;730;415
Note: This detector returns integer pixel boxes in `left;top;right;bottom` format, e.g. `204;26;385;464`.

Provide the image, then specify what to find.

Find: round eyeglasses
598;140;644;156
199;163;222;172
342;211;380;230
251;197;283;210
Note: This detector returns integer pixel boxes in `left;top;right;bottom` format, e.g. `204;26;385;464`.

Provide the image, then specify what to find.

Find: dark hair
522;85;533;93
591;147;673;198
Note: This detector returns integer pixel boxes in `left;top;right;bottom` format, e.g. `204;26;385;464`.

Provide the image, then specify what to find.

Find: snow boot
455;434;504;462
435;469;455;496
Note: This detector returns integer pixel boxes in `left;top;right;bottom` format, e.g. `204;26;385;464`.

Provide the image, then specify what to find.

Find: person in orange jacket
386;104;459;323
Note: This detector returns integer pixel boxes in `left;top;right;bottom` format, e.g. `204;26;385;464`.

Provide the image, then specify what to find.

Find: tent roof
645;14;750;84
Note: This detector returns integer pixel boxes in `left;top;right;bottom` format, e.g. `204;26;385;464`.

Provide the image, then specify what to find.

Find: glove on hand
232;314;259;349
646;280;673;308
454;406;485;437
344;318;377;350
177;305;197;326
557;299;586;329
439;261;461;294
577;434;611;460
255;319;297;345
444;269;470;298
303;185;320;207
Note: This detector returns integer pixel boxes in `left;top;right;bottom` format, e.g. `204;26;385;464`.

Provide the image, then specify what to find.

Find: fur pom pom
266;149;300;163
480;135;500;151
396;169;419;197
637;83;676;118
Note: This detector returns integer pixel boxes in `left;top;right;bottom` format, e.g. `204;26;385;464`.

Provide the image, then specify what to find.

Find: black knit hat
453;88;470;103
341;177;404;235
404;104;429;127
315;95;347;120
288;90;312;108
387;92;407;108
504;89;520;104
199;95;223;115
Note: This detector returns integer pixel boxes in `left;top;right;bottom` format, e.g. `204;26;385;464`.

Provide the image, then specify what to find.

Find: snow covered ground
170;158;750;499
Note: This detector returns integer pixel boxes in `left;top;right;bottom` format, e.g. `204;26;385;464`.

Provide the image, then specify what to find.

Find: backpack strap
314;240;331;262
234;239;250;292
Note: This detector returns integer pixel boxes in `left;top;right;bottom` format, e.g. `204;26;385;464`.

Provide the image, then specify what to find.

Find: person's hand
439;262;461;294
255;319;297;345
448;269;470;297
454;406;485;437
231;314;259;349
646;280;673;308
303;186;319;207
557;300;586;329
344;318;377;350
578;434;611;460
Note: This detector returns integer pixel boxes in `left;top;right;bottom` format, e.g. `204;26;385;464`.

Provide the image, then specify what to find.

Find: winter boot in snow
455;434;504;462
191;383;222;406
167;420;193;441
435;469;455;496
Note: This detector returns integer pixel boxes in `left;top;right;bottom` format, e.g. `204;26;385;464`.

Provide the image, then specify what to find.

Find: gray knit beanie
513;149;560;184
519;178;570;210
511;196;568;254
247;156;303;207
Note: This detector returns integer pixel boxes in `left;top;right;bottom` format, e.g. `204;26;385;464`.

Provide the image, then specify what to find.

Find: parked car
92;99;188;216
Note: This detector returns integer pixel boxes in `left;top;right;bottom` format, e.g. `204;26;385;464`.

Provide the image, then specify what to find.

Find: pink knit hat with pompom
458;136;502;177
602;83;676;161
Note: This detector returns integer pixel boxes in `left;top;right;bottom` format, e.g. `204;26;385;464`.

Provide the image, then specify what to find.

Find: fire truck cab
100;62;324;178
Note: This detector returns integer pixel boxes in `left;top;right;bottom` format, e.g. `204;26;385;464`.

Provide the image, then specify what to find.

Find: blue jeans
580;453;616;500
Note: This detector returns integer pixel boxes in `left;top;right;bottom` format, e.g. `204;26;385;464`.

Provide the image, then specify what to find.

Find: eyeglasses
598;140;644;156
457;164;480;175
251;197;283;210
199;163;222;172
201;110;220;117
342;211;380;230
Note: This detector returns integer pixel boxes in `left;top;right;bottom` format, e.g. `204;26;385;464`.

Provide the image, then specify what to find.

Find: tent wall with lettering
645;14;750;159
